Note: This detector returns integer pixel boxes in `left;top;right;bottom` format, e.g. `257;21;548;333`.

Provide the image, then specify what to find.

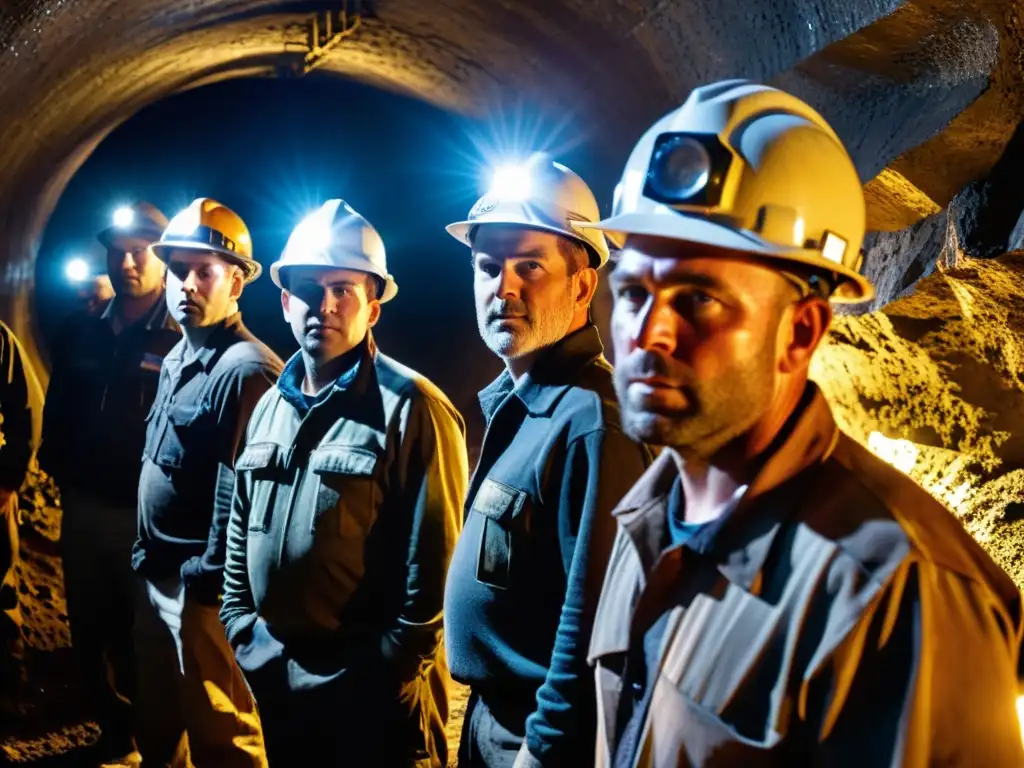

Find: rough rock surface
815;253;1024;586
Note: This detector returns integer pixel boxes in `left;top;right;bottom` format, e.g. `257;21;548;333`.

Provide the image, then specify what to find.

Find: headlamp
113;207;135;229
65;257;90;283
643;133;733;207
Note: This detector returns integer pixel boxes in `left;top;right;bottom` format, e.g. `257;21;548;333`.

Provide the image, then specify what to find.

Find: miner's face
471;226;587;361
610;236;822;456
281;267;380;362
164;249;242;327
106;235;164;298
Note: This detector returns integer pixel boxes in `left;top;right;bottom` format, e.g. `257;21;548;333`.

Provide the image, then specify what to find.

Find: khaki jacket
590;384;1024;767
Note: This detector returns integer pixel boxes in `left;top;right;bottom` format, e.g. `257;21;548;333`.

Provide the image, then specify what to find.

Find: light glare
65;257;90;283
113;206;134;228
290;210;332;254
490;164;532;201
165;206;201;237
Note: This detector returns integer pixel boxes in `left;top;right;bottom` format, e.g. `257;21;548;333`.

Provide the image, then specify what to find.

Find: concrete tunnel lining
7;0;1024;373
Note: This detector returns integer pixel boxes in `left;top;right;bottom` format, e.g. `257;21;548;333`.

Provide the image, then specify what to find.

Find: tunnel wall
3;1;1024;584
7;0;1024;371
815;253;1024;586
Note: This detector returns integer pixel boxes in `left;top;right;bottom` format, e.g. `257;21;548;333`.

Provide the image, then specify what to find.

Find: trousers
457;693;523;768
59;487;138;753
134;575;266;767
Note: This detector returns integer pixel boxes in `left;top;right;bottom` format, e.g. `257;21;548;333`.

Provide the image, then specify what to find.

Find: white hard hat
578;79;873;303
446;153;611;268
271;199;398;303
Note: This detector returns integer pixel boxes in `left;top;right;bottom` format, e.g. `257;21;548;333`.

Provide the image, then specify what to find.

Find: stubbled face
610;236;792;456
164;249;242;328
472;226;580;361
281;267;380;361
106;235;164;298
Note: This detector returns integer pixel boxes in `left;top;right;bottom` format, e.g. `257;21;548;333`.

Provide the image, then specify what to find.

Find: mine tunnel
5;0;1024;762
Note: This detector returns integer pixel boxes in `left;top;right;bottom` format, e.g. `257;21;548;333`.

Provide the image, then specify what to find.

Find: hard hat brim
580;213;874;304
152;240;262;283
445;219;610;268
271;261;398;303
97;226;164;250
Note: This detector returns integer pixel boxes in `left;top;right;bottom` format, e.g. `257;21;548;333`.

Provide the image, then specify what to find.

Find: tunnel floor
0;469;468;766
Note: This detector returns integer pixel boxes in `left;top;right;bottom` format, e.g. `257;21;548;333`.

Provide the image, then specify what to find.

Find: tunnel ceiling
3;0;1024;357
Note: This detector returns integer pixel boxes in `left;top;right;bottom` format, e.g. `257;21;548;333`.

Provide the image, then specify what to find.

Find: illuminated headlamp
173;224;243;254
113;207;135;229
643;133;733;207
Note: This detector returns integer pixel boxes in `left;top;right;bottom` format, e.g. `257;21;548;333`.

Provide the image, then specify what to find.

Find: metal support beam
303;2;362;74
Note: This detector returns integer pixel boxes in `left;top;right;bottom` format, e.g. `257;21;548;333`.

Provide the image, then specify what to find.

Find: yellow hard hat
446;153;611;268
272;199;398;303
152;198;261;283
578;80;873;302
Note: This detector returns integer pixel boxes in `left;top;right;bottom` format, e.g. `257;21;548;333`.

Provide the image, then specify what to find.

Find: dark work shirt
133;313;282;596
39;298;180;506
444;325;652;765
614;478;742;768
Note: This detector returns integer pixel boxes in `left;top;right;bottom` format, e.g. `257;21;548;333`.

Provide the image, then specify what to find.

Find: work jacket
39;298;179;506
590;383;1024;768
220;335;468;766
444;324;652;765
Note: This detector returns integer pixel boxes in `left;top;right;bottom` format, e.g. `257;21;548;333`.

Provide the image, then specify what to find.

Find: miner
38;201;180;762
442;155;652;768
220;199;467;767
0;320;43;715
579;79;1024;766
132;198;279;766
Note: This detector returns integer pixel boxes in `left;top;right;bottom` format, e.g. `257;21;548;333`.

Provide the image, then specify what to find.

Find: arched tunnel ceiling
2;0;1024;362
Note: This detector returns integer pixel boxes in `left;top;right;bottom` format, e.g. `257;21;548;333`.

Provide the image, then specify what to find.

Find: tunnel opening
8;0;1024;762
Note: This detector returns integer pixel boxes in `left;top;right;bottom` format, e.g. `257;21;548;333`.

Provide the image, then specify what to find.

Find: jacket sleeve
219;463;258;644
181;357;279;600
804;558;1024;767
0;324;37;492
380;393;468;676
523;426;652;766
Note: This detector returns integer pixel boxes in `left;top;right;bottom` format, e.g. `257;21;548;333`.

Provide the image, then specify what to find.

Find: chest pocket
309;445;379;538
471;478;528;590
237;442;282;532
149;399;211;470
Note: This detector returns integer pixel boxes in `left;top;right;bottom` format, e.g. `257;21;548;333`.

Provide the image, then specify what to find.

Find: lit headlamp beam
65;257;90;282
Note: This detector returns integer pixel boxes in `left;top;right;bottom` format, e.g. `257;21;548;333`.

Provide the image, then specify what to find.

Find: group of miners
1;78;1023;768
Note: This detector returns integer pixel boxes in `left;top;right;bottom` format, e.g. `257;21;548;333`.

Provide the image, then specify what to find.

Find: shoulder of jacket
216;340;283;376
817;433;1019;606
556;361;628;439
244;385;286;433
374;352;461;418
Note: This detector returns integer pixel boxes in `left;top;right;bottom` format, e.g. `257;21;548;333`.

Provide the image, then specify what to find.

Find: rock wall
815;252;1024;585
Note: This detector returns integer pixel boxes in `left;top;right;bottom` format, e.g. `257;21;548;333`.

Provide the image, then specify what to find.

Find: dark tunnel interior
7;0;1024;762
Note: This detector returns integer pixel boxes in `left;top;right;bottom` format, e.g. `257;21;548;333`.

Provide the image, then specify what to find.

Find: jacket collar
277;336;367;413
614;382;840;592
292;332;387;433
166;312;247;372
101;294;176;333
478;324;606;420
